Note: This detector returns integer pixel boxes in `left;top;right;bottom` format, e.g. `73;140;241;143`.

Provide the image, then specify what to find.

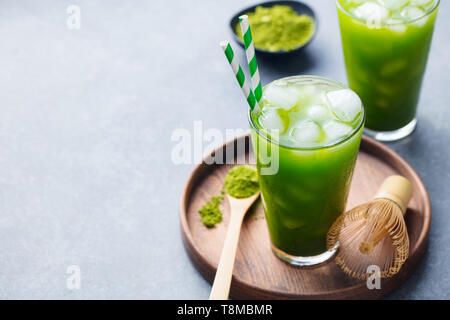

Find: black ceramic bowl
230;0;317;55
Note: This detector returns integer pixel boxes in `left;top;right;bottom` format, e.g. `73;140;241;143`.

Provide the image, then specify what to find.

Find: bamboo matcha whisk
327;175;413;280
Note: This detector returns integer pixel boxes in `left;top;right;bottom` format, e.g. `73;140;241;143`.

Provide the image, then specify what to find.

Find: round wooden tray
180;134;430;299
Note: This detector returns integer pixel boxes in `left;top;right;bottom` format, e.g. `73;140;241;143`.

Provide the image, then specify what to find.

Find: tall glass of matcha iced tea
336;0;439;141
249;76;364;266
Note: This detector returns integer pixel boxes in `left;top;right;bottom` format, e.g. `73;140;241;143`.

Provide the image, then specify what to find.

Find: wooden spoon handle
209;212;244;300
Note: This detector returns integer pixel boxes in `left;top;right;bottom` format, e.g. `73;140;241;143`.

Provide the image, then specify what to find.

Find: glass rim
248;75;365;151
335;0;440;27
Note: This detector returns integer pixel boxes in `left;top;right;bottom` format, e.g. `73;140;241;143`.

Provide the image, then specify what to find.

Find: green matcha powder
198;165;259;228
224;165;259;199
235;5;315;52
198;190;225;228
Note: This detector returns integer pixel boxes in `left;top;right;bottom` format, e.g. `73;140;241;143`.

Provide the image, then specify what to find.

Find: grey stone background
0;0;448;299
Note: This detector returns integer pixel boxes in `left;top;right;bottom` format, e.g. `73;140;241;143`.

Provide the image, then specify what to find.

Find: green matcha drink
249;76;364;266
336;0;439;141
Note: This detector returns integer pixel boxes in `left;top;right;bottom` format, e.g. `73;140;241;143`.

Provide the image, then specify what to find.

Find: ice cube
322;120;353;142
401;6;425;20
401;6;428;26
289;120;321;144
296;85;328;106
258;108;286;133
296;84;317;99
377;82;400;97
380;59;407;77
326;89;362;123
306;104;331;122
354;2;389;24
386;18;407;33
263;84;299;110
378;0;408;10
282;217;306;229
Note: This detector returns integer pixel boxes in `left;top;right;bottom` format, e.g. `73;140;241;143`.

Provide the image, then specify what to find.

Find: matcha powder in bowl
234;5;316;52
225;165;259;199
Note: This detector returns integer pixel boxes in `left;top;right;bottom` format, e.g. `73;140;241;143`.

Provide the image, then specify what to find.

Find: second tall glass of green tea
249;76;364;266
336;0;439;141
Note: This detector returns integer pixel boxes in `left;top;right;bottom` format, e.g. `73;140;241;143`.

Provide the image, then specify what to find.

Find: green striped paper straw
220;40;260;114
239;15;262;105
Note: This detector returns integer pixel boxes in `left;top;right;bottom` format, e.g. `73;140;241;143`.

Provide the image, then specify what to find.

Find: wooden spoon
209;192;260;300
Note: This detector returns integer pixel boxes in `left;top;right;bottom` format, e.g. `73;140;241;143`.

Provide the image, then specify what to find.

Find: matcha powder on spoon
225;165;259;199
198;165;259;227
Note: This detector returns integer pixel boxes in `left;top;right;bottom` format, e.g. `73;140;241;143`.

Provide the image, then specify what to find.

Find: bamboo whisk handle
374;175;413;214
